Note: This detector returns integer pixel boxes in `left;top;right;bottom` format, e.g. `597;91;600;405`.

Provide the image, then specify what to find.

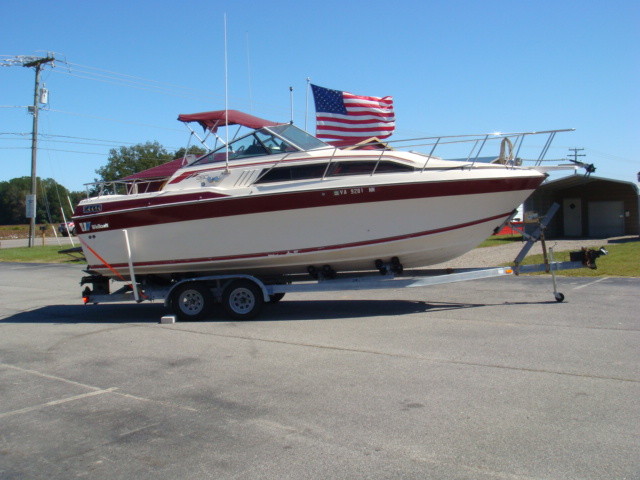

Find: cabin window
329;161;415;176
257;164;328;183
255;161;414;184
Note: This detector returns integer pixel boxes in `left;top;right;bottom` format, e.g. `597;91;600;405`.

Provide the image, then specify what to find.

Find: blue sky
2;0;638;192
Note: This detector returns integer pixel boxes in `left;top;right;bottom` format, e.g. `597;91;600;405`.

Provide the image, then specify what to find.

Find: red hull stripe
76;176;542;234
88;211;510;271
77;190;229;215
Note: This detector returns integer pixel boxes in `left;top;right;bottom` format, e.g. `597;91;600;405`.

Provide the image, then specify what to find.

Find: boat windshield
192;124;328;166
267;124;328;151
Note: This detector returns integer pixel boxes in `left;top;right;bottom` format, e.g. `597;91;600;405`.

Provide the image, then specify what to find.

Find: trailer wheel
554;292;565;303
172;282;213;321
222;279;264;320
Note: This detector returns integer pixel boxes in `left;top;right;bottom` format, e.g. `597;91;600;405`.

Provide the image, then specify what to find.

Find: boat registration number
333;187;375;196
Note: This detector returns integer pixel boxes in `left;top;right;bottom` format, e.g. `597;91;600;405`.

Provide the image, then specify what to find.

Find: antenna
224;14;229;172
305;77;310;131
289;86;294;124
245;32;253;113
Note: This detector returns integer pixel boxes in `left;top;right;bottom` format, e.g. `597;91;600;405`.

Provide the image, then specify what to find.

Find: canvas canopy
177;110;282;132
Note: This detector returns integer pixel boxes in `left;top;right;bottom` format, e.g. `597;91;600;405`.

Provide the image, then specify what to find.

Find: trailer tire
171;282;213;321
269;292;285;303
222;279;264;320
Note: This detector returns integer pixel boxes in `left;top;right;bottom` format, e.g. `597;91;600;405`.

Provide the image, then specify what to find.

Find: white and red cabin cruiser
74;110;573;280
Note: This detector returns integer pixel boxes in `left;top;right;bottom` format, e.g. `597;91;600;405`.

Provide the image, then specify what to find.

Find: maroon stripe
88;211;510;271
75;190;228;216
75;176;542;234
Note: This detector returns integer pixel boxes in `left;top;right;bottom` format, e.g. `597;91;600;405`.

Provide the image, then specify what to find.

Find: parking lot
1;262;638;479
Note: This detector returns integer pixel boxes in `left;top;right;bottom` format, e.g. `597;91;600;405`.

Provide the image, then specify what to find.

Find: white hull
79;179;536;278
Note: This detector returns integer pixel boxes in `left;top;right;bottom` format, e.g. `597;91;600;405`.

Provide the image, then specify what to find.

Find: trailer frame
79;203;607;321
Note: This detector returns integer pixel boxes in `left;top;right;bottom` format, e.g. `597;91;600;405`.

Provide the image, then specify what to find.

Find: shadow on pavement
1;298;558;324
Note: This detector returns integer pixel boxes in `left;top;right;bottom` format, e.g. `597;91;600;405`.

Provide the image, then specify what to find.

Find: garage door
588;201;624;237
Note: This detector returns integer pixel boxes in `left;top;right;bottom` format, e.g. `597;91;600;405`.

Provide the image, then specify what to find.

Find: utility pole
567;147;596;176
2;55;55;246
567;147;585;164
25;56;55;247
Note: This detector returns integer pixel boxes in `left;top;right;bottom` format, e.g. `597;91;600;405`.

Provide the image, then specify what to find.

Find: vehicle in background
58;221;76;236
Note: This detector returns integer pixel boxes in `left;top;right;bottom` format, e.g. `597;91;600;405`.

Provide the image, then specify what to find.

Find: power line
0;146;108;155
52;69;216;102
52;61;286;114
46;108;185;132
66;61;212;93
1;133;140;147
0;132;194;153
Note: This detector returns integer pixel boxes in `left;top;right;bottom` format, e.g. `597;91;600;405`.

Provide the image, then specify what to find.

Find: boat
73;110;574;280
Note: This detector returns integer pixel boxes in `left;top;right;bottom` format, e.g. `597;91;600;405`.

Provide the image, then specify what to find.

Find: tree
95;141;173;182
0;176;76;225
173;145;207;160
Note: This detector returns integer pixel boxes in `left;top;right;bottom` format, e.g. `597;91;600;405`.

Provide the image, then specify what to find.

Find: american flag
311;84;395;141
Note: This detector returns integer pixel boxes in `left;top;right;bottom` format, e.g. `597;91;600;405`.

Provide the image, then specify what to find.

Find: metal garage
524;175;639;238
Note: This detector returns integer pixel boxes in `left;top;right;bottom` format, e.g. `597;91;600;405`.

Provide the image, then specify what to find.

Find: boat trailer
79;204;607;321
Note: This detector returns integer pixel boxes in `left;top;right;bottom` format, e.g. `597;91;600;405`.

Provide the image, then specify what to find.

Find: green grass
510;240;640;277
1;233;637;277
479;234;524;248
0;245;85;264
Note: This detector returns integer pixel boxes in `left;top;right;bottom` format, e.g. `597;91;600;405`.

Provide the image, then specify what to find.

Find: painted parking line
572;277;609;290
0;362;198;415
0;388;117;419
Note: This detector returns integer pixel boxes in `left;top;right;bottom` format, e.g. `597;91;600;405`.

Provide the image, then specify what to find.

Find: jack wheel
172;282;213;321
222;279;264;320
554;292;565;303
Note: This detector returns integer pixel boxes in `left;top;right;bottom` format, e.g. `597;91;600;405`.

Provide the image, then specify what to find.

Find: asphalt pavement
0;262;638;479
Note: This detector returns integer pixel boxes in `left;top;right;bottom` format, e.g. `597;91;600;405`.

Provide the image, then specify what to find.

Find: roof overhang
537;175;639;194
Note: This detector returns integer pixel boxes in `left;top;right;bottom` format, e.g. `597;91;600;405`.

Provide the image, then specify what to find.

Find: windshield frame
190;124;329;166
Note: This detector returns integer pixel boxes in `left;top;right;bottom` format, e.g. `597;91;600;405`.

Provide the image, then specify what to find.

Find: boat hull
76;171;544;278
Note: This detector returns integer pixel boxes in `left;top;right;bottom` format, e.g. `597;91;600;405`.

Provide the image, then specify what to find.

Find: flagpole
305;77;310;132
